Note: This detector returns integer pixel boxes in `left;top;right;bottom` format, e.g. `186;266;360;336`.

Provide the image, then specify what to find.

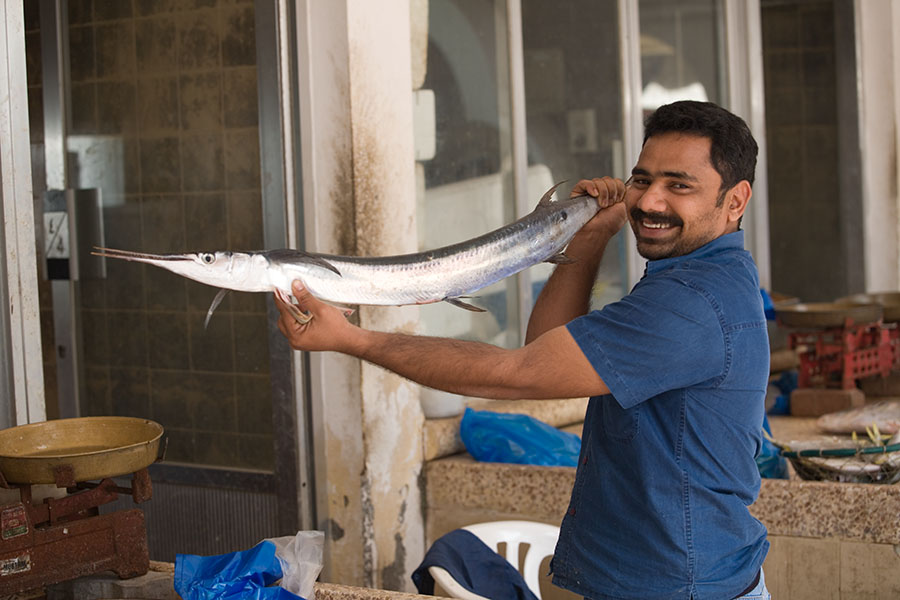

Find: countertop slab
426;416;900;546
424;398;588;461
317;582;435;600
45;567;437;600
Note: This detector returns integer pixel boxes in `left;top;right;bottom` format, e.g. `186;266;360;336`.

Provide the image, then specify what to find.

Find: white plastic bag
266;530;325;600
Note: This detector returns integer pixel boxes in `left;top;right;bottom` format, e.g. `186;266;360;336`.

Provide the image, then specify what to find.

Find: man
275;101;770;599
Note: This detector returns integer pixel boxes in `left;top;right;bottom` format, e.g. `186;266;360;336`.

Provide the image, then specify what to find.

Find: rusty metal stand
0;469;151;595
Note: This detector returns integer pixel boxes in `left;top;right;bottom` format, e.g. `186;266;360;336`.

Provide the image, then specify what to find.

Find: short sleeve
566;275;726;408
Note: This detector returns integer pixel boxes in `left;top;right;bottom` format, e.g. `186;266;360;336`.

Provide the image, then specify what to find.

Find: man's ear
725;180;752;223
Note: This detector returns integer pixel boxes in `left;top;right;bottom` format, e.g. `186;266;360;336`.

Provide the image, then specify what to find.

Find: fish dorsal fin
537;180;569;208
444;297;487;312
264;249;342;276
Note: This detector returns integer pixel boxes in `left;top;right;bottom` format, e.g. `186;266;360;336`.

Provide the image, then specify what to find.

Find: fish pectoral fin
537;180;569;208
444;297;486;312
204;288;230;329
545;252;576;265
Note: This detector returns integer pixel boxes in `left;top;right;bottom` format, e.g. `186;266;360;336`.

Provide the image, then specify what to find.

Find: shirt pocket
601;398;640;442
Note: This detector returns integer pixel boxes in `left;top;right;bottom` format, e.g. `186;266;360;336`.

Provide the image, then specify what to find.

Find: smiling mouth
632;209;682;234
641;220;673;230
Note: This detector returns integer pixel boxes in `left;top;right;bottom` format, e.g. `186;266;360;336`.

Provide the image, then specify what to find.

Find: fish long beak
92;247;193;263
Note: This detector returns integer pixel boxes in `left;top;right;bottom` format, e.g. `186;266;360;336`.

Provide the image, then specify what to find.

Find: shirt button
568;507;576;516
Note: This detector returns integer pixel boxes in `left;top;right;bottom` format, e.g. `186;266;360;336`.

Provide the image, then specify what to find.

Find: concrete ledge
46;569;179;600
423;398;588;461
750;478;900;544
425;452;900;547
317;582;435;600
45;572;436;600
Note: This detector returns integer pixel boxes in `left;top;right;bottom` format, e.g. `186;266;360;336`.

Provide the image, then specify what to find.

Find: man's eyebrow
630;167;699;182
664;170;699;181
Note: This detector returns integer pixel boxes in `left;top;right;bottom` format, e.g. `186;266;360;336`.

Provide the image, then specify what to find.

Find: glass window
522;0;628;309
639;0;727;113
417;0;520;347
30;2;274;471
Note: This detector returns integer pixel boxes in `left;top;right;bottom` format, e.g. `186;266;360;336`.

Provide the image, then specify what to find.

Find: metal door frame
0;0;46;428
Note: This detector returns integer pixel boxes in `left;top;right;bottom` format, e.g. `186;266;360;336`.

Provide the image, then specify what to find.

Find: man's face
625;132;743;260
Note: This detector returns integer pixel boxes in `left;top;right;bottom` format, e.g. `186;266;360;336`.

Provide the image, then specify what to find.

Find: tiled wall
27;0;274;470
762;0;858;302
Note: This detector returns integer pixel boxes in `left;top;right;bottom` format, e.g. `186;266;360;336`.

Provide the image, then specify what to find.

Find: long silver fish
93;182;609;324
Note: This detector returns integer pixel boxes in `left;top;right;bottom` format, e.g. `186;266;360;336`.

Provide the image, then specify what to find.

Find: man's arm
275;281;609;400
524;177;628;343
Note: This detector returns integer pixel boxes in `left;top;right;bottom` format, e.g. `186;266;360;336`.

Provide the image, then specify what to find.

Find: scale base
0;506;148;595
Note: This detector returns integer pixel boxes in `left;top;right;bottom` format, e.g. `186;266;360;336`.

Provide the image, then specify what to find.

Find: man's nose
633;182;668;213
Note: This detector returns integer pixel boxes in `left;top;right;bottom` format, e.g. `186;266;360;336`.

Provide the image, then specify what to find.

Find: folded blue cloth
412;529;539;600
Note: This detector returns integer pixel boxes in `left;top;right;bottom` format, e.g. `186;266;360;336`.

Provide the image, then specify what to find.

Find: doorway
23;0;309;560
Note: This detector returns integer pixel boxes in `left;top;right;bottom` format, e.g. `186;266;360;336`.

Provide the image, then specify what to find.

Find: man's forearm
348;330;529;399
276;282;610;401
525;230;612;343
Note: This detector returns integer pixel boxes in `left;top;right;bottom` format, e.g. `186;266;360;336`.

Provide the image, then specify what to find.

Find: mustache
630;207;683;228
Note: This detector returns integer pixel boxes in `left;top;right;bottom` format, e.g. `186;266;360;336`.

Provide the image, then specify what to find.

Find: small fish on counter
815;398;900;435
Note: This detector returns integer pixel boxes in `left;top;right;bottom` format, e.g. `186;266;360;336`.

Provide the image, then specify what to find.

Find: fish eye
560;211;568;221
200;253;216;264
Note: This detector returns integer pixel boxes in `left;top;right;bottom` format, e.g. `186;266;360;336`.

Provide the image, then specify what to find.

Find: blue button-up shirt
552;231;769;600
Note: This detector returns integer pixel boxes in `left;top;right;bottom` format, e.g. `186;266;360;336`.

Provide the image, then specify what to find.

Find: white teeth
643;221;670;229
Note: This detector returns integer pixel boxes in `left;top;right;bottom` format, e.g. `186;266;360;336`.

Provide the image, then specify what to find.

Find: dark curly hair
643;101;758;201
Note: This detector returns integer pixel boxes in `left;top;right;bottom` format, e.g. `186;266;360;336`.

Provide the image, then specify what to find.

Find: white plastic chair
428;520;560;600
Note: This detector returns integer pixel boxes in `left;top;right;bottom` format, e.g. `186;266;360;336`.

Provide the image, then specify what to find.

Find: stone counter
317;582;434;600
425;454;900;545
424;414;900;598
46;566;436;600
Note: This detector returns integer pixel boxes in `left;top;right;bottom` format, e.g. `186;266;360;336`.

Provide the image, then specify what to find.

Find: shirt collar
645;230;745;276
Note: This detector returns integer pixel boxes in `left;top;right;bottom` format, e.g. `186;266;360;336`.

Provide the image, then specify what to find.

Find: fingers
272;288;308;325
570;178;599;198
571;176;628;209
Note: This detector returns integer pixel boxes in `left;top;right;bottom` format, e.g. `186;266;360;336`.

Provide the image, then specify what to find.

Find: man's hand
275;280;361;353
524;176;628;342
570;176;629;240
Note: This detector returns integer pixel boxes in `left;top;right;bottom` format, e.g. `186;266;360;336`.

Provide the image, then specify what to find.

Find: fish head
92;247;272;292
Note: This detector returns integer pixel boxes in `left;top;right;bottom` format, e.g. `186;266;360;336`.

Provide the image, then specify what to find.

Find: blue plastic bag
174;540;302;600
760;288;776;321
767;370;796;416
756;414;788;479
460;408;581;466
